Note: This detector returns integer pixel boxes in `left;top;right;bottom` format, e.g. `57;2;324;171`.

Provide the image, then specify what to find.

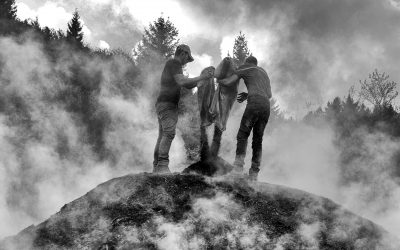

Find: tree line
0;0;257;162
1;0;399;172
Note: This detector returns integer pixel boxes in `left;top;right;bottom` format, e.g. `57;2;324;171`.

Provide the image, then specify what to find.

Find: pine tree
0;0;17;20
66;10;84;45
134;16;179;65
325;97;342;119
233;31;250;66
30;17;41;31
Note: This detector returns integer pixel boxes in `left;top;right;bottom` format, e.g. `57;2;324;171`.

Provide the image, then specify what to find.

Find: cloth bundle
197;59;239;131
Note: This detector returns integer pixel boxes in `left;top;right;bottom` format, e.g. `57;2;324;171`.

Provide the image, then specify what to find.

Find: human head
245;55;258;66
214;57;235;80
175;44;194;64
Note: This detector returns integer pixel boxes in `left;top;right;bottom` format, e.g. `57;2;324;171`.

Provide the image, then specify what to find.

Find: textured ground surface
1;169;399;249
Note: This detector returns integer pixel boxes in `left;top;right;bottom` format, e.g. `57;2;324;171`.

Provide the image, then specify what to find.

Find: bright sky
14;0;400;117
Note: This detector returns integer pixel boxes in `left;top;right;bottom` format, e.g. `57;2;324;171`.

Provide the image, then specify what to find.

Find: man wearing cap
217;56;271;181
153;44;214;173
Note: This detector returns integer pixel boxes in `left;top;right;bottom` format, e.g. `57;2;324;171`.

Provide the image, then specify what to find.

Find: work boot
232;155;245;174
153;166;171;174
248;167;259;181
230;161;244;175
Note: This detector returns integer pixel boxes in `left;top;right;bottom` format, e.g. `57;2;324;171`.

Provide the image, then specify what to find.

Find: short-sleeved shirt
156;58;183;105
235;63;272;101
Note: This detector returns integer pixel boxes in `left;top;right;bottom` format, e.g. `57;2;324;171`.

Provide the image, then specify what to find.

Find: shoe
153;166;171;174
248;168;258;181
231;163;243;174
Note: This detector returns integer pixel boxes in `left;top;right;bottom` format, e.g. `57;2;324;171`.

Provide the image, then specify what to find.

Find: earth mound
1;173;398;249
182;157;233;176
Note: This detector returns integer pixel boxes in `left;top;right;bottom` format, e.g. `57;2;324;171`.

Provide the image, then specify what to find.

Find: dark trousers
233;97;270;172
153;102;178;171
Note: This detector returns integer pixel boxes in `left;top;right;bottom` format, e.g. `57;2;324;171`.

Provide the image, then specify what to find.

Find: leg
200;126;210;161
233;106;256;171
153;117;163;170
249;108;270;179
154;103;178;173
210;125;223;158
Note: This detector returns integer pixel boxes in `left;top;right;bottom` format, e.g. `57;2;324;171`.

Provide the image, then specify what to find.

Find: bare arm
217;74;239;87
174;74;207;89
174;67;214;89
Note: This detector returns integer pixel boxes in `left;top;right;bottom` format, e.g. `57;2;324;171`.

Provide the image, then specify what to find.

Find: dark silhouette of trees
134;16;179;65
0;0;17;20
325;97;342;122
42;26;65;41
29;17;41;32
67;10;84;46
233;31;250;66
359;69;398;109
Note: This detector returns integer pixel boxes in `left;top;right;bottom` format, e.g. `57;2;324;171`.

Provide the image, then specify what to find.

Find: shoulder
165;58;180;67
257;66;268;75
165;59;182;73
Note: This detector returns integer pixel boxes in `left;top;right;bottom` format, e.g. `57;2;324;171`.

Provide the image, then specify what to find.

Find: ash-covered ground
1;168;399;250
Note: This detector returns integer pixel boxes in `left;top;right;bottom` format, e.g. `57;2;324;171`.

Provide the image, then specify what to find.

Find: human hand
201;67;214;80
237;92;248;103
197;79;205;88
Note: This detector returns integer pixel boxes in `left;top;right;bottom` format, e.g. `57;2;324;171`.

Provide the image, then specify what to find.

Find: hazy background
0;0;399;242
15;0;400;116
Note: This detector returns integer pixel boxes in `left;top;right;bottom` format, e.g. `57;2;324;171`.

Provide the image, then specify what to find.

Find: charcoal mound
182;156;234;176
1;173;398;249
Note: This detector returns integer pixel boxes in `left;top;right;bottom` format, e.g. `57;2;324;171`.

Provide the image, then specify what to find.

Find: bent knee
237;129;251;140
164;130;176;139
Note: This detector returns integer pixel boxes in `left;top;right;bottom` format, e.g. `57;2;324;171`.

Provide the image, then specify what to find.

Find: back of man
157;58;183;105
233;56;271;181
235;62;271;105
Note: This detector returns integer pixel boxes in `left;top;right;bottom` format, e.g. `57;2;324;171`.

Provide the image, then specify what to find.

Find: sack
197;74;215;128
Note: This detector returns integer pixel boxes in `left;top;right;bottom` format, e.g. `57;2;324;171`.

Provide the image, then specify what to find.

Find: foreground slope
1;173;398;249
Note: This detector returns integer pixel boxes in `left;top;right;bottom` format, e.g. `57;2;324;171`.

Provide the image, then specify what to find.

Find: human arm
217;74;239;87
237;92;248;103
174;67;214;89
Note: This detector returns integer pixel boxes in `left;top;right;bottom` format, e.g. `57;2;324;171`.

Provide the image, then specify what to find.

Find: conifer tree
134;16;179;65
233;31;250;66
67;10;84;45
30;17;41;31
0;0;17;20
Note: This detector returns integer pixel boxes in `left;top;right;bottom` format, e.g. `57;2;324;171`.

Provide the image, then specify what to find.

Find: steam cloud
17;0;400;115
0;34;187;238
216;106;400;237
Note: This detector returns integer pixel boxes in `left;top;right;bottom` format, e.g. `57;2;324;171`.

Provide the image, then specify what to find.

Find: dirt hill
1;170;398;249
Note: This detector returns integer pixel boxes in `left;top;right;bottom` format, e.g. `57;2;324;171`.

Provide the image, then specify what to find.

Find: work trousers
153;102;178;171
233;96;270;173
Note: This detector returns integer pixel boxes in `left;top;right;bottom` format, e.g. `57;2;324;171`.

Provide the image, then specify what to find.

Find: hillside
1;169;398;249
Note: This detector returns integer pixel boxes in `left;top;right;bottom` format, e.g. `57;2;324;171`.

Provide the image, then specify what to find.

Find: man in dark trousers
217;56;271;181
153;44;214;174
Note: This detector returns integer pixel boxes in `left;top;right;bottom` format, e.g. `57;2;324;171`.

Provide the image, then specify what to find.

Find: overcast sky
15;0;400;117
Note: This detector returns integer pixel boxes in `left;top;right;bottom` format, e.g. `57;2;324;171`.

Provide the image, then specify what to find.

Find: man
153;44;214;173
217;56;271;181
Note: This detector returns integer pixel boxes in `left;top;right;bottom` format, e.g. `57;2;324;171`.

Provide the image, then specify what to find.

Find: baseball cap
176;44;194;62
